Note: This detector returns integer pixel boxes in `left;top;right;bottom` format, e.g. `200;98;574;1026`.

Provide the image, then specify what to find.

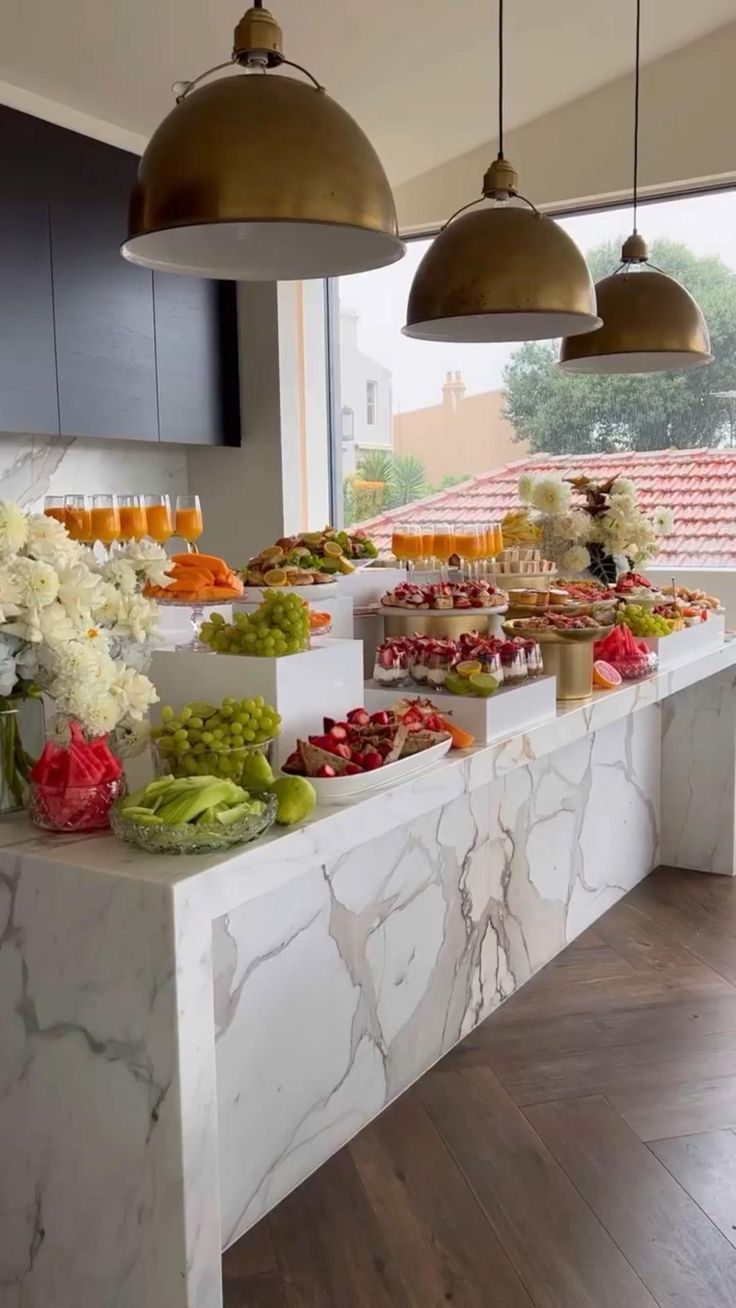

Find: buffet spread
0;476;727;858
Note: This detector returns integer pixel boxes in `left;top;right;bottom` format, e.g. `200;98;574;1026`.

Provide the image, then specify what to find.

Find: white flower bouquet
0;502;172;806
518;473;674;582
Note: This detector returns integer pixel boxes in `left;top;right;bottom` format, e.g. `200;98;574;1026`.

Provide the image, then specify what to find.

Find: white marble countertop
2;639;735;917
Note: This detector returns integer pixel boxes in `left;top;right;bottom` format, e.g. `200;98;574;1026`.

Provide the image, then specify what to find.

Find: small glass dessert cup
418;638;455;689
373;638;412;687
29;776;126;832
500;639;529;684
522;638;544;676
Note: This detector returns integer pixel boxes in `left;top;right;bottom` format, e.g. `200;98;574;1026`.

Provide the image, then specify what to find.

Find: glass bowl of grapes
151;695;281;787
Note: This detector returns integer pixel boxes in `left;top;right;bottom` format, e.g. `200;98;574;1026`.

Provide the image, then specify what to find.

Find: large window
335;188;736;568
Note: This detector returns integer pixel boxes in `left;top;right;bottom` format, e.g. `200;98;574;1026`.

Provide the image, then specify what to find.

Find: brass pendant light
560;0;712;374
122;3;404;281
403;0;600;343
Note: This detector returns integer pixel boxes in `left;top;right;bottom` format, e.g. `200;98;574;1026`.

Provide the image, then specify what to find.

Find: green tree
502;238;736;453
389;454;429;507
432;472;470;492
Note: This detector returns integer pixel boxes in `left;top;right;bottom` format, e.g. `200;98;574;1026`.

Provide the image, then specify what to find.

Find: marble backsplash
0;433;189;509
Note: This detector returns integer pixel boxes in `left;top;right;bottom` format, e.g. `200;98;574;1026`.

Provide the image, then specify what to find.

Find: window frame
366;378;378;426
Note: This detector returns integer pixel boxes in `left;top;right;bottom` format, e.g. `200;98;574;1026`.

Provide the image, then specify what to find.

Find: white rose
560;545;591;575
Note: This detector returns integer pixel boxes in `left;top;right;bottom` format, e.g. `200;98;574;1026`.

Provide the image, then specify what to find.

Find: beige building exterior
393;372;529;485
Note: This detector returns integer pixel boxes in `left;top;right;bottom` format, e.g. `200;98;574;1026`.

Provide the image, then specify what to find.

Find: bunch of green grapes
200;591;310;656
616;604;671;636
152;696;282;777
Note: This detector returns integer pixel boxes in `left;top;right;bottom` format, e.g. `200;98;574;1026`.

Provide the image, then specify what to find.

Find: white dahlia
530;476;572;517
517;472;536;504
652;506;675;535
0;502;28;557
559;544;591;575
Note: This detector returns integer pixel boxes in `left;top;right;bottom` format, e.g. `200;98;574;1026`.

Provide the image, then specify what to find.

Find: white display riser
365;674;557;744
336;564;406;606
642;613;726;667
149;639;364;766
233;594;354;639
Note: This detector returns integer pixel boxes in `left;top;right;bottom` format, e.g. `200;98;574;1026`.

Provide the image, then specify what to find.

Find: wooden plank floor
223;866;736;1308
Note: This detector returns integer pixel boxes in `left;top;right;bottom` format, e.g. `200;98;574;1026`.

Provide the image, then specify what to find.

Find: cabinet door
49;130;159;441
154;274;241;445
0;108;59;435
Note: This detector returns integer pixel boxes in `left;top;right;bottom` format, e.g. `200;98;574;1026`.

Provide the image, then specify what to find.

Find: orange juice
421;528;435;557
44;506;67;525
146;503;173;543
176;506;203;543
433;529;454;559
120;504;147;540
493;525;504;555
454;531;476;558
66;507;91;542
90;506;120;544
391;530;410;560
402;533;422;561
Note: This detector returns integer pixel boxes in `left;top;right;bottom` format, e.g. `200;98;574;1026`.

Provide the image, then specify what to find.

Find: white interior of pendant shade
402;310;602;344
122;222;405;281
559;349;713;374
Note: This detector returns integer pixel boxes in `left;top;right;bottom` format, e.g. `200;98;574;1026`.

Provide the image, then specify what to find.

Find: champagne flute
119;494;147;542
89;495;121;557
175;494;204;552
43;495;67;526
454;523;477;580
144;494;174;546
64;494;91;544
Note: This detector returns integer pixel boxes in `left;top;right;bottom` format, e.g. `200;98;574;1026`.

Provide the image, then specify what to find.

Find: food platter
297;737;452;805
502;620;614;643
239;581;339;602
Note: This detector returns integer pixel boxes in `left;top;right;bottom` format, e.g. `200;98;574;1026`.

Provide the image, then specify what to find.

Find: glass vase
0;696;45;815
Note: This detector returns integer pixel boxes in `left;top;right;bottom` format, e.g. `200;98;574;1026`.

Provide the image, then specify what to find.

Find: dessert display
144;552;244;602
151;696;282;783
111;774;277;853
391;698;475;750
200;591;311;656
491;547;555;576
659;583;721;612
29;725;125;832
594;625;659;680
282;707;451;778
409;637;457;687
555;578;615;603
371;633;543;695
380;580;506;610
506;613;607;632
243;527;377;586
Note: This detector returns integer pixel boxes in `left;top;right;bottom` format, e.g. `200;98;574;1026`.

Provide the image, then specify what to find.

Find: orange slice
441;717;475;749
593;659;622;690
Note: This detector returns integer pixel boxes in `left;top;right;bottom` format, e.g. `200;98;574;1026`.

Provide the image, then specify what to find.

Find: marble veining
0;432;188;508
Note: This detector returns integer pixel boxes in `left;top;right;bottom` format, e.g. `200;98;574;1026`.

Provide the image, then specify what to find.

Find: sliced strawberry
361;749;383;771
283;750;304;773
343;761;363;775
329;724;349;741
347;708;370;726
316;763;337;778
370;710;391;726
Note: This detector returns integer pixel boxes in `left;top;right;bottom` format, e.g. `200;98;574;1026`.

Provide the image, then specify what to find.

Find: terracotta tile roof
358;450;736;568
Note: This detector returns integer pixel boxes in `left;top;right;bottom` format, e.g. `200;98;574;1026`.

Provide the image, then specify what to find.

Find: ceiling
1;0;733;182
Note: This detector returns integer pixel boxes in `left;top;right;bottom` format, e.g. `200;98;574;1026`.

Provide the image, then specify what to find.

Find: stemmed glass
89;495;121;557
119;495;147;542
64;494;91;544
144;495;174;547
175;494;204;552
43;495;66;525
433;523;456;580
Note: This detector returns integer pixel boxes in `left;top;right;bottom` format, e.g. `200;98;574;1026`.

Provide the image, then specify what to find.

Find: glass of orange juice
43;495;67;526
90;495;121;552
119;494;147;541
175;494;204;551
64;494;91;544
144;494;174;546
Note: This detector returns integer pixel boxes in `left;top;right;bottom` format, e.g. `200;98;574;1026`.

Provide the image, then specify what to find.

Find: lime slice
469;672;499;697
455;659;482;678
445;672;472;696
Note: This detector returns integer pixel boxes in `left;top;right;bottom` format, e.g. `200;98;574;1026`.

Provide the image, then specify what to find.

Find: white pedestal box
642;613;726;668
364;675;557;744
232;594;354;639
149;639;365;766
338;565;407;605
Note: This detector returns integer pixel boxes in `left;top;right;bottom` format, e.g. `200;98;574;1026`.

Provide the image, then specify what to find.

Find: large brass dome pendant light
560;0;711;373
122;2;404;281
403;0;600;343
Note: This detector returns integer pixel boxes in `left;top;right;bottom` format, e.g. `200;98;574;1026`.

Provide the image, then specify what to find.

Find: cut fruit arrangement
151;696;281;779
615;604;673;637
613;571;666;605
244;527;377;587
594;625;659;681
145;553;244;602
111;774;279;853
200;591;311;656
380;580;506;611
282;706;452;779
29;723;124;831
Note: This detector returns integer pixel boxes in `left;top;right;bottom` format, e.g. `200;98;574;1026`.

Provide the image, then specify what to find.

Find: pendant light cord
497;0;505;159
632;0;641;234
